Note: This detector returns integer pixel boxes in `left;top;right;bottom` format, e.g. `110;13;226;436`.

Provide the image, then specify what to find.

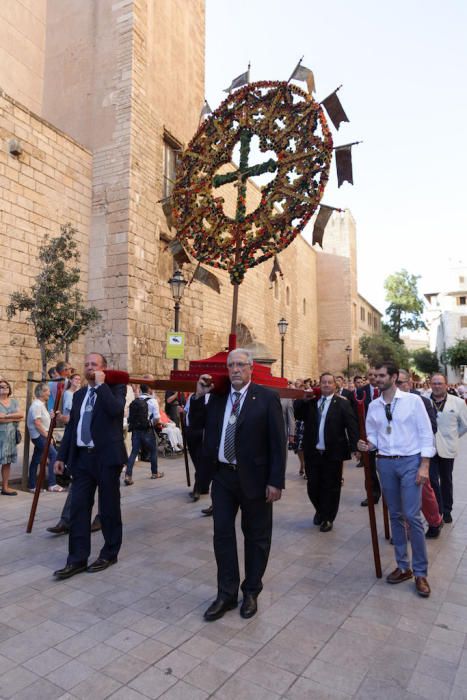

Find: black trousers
211;466;272;600
429;454;454;516
186;428;212;494
68;449;122;565
305;452;343;522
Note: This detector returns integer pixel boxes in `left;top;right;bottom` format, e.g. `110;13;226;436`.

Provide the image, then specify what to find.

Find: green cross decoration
212;130;277;222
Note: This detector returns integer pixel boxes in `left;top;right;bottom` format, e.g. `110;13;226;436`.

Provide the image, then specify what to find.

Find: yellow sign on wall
166;332;185;359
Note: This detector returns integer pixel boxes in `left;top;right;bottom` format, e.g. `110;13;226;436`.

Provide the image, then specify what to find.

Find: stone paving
0;439;466;700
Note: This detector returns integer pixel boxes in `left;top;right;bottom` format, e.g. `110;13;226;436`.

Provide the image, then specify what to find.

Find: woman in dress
0;379;24;495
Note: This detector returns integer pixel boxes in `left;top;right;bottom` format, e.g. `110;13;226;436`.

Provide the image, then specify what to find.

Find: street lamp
168;269;187;369
345;344;352;378
277;317;289;378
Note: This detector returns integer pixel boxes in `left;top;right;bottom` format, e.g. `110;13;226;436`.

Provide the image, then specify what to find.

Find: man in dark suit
189;348;286;621
53;352;127;579
356;367;382;506
294;372;359;532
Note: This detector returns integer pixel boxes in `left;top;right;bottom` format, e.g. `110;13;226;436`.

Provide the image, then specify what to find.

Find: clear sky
205;0;466;312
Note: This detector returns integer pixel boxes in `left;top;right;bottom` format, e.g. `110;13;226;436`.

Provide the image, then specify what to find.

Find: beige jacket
432;394;467;458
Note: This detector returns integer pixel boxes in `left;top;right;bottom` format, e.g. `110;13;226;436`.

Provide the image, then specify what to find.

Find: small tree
7;223;101;378
360;332;410;368
410;348;439;376
445;339;467;368
383;269;426;342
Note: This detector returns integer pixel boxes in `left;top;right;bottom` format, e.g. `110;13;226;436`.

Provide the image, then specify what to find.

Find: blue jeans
377;454;428;577
126;430;158;477
28;435;57;489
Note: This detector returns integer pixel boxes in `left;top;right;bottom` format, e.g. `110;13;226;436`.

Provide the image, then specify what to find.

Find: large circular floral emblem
172;81;333;284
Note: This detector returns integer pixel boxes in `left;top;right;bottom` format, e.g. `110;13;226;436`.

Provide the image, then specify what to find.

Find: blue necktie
81;388;96;445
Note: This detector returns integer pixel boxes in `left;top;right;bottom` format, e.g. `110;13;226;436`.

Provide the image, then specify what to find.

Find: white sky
205;0;467;312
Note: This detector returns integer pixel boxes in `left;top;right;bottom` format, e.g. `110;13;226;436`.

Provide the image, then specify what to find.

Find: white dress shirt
316;395;332;449
366;388;435;458
218;383;250;464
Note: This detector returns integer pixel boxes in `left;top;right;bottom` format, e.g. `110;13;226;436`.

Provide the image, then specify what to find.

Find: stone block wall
0;91;92;402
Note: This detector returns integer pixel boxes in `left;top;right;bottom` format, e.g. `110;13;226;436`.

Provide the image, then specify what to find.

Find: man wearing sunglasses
357;362;435;597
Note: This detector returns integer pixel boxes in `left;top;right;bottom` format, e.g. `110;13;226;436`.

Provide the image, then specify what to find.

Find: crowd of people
0;354;466;615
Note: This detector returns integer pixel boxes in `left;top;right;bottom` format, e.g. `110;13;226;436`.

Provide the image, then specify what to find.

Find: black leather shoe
190;491;200;502
360;497;380;507
204;597;237;622
91;516;101;532
87;557;117;573
426;524;443;538
47;521;69;535
443;513;453;524
53;562;87;580
313;512;322;526
319;520;333;532
240;593;258;619
201;505;213;516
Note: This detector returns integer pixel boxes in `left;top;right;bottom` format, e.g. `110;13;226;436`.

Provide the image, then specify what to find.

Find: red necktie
373;387;379;399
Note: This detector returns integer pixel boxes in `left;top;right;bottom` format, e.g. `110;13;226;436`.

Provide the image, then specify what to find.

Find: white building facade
425;261;467;383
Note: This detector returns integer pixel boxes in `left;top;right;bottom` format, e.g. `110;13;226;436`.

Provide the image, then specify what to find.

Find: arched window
235;323;253;347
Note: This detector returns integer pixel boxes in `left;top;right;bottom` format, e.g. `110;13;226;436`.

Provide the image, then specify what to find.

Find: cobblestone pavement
0;439;466;699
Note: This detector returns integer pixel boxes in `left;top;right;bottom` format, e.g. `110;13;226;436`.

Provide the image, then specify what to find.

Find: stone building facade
0;89;92;395
315;211;382;374
0;0;381;404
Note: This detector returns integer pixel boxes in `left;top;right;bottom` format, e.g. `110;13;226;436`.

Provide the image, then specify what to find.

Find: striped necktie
81;388;96;445
223;391;241;463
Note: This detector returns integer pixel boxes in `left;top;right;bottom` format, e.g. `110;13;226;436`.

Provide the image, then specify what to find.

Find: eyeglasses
227;362;250;369
395;380;408;385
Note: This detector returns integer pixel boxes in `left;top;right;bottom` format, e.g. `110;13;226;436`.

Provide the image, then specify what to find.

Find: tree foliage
383;269;426;341
359;332;410;369
7;223;101;378
410;348;439;376
445;339;467;368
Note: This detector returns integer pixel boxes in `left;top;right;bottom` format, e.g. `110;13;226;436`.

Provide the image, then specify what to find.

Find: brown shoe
386;567;413;584
415;576;431;598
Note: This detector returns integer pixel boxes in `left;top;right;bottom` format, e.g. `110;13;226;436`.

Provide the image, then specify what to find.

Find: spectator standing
125;383;162;484
27;383;61;492
0;379;23;495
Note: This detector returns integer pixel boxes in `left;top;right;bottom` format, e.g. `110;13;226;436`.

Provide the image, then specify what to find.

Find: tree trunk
40;344;47;380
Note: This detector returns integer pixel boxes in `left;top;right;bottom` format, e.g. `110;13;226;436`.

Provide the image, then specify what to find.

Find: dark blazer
189;383;286;499
58;383;127;469
294;394;359;462
357;384;379;412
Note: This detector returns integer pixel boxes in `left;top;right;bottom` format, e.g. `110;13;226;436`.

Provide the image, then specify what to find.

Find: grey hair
398;369;410;380
227;348;254;366
35;382;49;398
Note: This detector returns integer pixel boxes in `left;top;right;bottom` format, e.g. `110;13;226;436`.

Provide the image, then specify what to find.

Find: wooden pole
356;399;382;578
26;380;65;533
382;498;391;540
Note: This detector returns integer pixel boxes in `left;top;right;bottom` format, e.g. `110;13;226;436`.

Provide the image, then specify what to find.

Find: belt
218;461;237;471
376;454;418;460
77;446;95;453
315;449;326;456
